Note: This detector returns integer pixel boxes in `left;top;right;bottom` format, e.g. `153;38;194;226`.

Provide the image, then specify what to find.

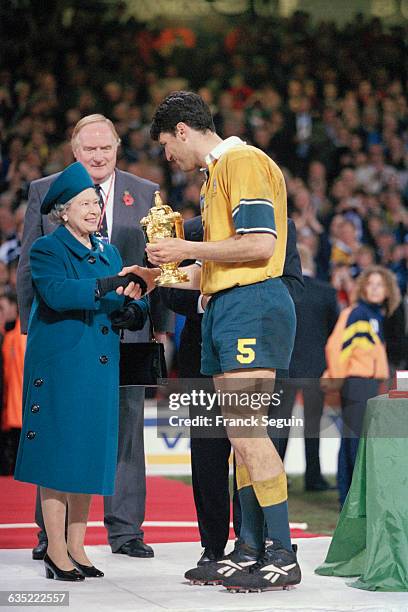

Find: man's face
74;122;118;183
159;131;197;173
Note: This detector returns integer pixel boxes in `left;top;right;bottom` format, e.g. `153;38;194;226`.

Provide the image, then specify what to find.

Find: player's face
364;272;387;304
74;122;118;183
159;132;196;172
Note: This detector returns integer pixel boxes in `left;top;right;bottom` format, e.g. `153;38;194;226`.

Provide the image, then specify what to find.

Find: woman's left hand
110;304;145;331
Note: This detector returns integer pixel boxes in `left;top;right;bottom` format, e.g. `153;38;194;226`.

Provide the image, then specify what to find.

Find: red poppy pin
123;190;134;206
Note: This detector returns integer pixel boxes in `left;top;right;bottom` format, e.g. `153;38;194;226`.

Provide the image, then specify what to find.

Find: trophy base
155;270;190;286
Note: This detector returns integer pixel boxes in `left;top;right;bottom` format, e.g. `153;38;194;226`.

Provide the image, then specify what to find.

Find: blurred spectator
322;266;400;507
331;264;355;309
0;291;25;474
0;203;26;264
330;218;361;268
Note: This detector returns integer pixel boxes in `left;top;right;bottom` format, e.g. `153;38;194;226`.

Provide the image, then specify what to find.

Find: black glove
110;303;145;331
96;273;147;298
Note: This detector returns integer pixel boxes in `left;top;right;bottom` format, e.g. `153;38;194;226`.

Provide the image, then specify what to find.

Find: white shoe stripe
239;561;257;567
218;567;232;575
219;560;242;570
261;564;288;575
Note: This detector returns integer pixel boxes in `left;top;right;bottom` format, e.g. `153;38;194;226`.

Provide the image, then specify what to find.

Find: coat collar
54;225;109;263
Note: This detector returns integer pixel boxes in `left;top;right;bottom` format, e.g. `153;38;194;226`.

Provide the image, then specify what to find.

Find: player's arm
117;263;201;297
147;155;277;265
146;233;275;264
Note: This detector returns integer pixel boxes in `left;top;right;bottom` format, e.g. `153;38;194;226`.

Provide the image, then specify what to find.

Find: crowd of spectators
0;7;407;472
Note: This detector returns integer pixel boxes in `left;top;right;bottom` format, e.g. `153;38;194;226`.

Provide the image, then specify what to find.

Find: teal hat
41;162;95;214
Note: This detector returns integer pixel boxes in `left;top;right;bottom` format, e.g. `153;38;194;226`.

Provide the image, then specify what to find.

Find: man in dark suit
17;114;172;559
160;216;304;565
271;244;339;490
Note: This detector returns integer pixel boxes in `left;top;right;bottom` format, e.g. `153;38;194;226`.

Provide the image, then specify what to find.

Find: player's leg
216;368;291;551
216;368;301;592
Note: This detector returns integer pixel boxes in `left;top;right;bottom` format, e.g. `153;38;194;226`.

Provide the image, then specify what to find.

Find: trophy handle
174;217;185;239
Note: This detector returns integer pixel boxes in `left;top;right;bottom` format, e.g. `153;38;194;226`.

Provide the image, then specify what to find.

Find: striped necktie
95;184;109;242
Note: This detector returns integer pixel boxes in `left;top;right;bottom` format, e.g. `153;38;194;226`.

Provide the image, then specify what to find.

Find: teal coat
14;225;148;495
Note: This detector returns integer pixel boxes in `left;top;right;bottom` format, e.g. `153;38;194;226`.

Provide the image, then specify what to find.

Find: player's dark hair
150;91;215;141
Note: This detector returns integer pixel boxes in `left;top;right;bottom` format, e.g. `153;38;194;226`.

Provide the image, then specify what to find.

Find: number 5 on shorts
236;338;257;364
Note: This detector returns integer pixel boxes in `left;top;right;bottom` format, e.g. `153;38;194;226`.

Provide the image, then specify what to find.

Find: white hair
48;197;75;224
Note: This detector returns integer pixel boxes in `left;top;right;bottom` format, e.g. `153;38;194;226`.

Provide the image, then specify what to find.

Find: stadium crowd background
0;7;407;474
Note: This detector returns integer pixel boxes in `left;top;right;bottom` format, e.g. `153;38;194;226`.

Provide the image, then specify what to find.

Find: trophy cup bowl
140;191;190;286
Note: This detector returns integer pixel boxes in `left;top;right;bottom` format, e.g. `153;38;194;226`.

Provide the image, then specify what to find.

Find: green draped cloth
315;395;408;591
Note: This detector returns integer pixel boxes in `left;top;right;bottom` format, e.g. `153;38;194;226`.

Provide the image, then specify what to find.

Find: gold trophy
140;191;190;286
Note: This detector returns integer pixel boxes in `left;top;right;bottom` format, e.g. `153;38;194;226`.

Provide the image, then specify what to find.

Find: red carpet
0;476;318;548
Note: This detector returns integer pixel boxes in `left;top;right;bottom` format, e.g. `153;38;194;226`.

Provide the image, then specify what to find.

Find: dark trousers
338;377;379;507
191;436;240;553
270;379;325;486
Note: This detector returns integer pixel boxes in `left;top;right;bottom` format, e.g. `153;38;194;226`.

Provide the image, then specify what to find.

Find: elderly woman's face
65;187;101;238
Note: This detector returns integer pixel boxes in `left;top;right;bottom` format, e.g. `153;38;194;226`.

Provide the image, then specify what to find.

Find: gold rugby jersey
200;143;287;295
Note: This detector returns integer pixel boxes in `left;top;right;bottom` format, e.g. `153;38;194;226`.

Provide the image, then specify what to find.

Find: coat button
34;378;43;387
88;255;96;264
31;404;40;413
99;355;108;364
27;431;36;440
101;326;109;335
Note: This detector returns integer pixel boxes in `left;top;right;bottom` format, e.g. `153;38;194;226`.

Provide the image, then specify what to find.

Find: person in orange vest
322;265;401;506
0;291;26;472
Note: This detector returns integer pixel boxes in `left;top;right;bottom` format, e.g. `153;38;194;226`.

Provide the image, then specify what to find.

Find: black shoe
114;539;154;558
184;540;259;585
68;553;104;577
44;554;85;582
222;540;301;592
197;548;225;566
32;540;48;560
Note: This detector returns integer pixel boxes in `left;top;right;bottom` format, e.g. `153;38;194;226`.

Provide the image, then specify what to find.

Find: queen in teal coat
14;162;148;581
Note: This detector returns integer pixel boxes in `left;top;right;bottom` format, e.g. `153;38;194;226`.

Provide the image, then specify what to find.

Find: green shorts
201;277;296;376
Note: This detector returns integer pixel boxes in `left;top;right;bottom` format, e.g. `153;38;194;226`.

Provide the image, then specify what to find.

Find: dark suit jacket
160;217;304;377
159;217;203;378
17;168;173;339
289;275;339;378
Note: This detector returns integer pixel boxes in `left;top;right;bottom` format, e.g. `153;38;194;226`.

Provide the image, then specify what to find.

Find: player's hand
116;265;159;297
146;238;194;265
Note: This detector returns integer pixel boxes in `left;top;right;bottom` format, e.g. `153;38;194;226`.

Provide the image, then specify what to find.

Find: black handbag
119;313;167;387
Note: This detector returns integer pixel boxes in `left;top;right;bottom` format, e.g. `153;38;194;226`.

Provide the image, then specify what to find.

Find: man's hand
146;238;195;266
116;265;159;297
153;331;168;344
